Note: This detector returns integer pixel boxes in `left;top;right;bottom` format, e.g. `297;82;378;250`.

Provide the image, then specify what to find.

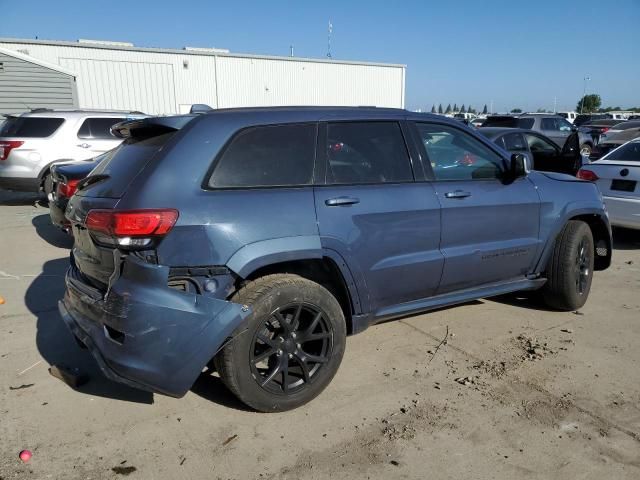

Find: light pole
580;76;591;114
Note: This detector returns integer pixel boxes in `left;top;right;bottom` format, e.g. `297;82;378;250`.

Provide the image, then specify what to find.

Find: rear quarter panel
117;114;321;268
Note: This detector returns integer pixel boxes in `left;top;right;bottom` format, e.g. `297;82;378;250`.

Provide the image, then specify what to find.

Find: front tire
216;274;346;412
41;173;53;197
542;220;594;310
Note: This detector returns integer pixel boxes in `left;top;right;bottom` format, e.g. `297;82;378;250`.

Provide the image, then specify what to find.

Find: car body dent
227;235;323;278
61;253;251;397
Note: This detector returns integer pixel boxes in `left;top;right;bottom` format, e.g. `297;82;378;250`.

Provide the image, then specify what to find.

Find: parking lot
1;188;639;479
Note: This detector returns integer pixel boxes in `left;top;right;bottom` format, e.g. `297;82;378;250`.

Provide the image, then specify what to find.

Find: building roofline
0;45;76;76
0;37;406;69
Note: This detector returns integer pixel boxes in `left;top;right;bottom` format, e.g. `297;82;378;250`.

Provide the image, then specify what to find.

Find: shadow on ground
32;214;73;249
191;372;252;411
26;257;153;404
612;227;640;250
0;190;47;207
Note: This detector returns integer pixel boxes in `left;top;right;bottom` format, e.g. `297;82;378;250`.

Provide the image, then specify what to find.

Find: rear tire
216;274;346;412
542;220;594;310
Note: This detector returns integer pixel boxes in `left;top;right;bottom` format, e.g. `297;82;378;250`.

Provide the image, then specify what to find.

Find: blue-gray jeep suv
59;107;612;411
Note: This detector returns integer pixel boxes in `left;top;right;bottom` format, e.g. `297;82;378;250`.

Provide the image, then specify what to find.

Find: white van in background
558;111;578;123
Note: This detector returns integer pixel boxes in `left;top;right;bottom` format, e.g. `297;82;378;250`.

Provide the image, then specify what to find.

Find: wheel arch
37;159;75;186
535;210;612;273
227;238;363;334
571;213;612;271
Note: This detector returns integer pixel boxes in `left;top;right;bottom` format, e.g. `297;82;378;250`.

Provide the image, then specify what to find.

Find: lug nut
277;349;283;356
288;353;293;359
291;332;296;339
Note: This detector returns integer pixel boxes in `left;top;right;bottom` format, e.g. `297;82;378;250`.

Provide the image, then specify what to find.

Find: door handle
77;143;91;149
444;190;471;199
325;196;360;206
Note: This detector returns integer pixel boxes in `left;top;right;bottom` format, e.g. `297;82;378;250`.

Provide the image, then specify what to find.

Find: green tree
431;105;436;113
468;106;475;114
482;104;488;114
510;108;523;113
453;103;458;112
577;94;601;113
460;104;466;113
445;104;451;114
438;104;443;114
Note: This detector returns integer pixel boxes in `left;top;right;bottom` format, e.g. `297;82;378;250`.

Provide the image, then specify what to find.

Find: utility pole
553;96;557;113
580;76;591;114
327;21;333;58
290;45;294;57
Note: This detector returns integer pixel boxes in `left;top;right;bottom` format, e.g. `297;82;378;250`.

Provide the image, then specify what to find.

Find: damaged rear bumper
59;254;250;397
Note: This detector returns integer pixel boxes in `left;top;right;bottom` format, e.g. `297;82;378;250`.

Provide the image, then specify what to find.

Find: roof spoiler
111;116;194;139
189;103;214;114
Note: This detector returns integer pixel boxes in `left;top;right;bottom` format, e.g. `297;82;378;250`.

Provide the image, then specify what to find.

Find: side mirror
509;153;528;178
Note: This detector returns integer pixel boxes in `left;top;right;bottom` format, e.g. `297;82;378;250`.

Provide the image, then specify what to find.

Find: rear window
77;117;125;139
602;142;640;162
615;121;640;131
209;124;317;188
80;132;175;198
0;116;64;137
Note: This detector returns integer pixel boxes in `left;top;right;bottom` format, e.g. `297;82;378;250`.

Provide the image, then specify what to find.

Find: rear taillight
0;141;24;160
57;179;80;198
600;127;610;133
85;209;178;249
577;169;599;181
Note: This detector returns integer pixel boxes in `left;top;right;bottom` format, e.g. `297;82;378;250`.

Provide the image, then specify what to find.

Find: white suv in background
0;109;146;192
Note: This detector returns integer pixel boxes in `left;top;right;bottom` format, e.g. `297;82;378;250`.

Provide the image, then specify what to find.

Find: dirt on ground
1;190;639;479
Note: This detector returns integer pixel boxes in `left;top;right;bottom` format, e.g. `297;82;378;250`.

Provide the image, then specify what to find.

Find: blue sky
2;0;639;111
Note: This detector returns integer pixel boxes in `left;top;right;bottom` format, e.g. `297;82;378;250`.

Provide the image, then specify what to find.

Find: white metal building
0;38;405;115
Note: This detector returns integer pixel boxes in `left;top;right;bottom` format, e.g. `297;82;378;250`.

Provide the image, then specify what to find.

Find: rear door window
0;117;64;137
326;122;413;184
541;118;559;131
502;132;528;151
77;117;126;140
209;123;317;188
517;118;535;129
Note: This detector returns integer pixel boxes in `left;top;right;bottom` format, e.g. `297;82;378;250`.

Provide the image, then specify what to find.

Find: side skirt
350;277;546;334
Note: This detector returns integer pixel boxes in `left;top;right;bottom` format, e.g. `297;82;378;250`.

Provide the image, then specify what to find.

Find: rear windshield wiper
77;174;110;191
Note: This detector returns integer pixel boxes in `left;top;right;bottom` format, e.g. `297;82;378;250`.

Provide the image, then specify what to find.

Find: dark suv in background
481;113;575;148
59;108;611;412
